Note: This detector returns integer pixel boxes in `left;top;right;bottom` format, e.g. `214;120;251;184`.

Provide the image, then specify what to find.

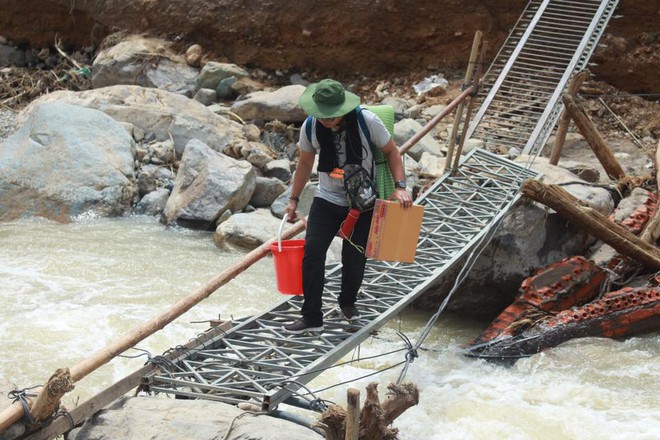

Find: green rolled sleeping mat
361;104;396;200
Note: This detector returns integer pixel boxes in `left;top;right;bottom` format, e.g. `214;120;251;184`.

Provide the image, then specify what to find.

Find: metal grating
466;0;620;156
141;0;620;413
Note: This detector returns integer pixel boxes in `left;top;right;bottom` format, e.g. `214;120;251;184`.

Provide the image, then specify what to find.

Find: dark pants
301;197;373;325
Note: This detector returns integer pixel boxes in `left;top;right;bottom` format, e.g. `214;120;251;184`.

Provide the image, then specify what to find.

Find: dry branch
381;383;420;425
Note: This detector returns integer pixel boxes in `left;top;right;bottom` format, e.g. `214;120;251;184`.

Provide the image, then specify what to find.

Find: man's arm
286;149;316;220
381;139;413;208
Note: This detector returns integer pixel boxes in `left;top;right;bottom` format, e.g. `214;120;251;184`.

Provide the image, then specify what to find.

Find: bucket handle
277;215;288;252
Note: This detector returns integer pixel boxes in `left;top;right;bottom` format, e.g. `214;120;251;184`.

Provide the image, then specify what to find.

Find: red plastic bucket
270;217;305;295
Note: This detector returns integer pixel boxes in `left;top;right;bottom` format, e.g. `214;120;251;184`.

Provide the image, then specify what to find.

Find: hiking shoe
282;318;324;334
340;305;361;322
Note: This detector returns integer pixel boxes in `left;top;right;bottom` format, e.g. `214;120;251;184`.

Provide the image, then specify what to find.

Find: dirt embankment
1;0;658;94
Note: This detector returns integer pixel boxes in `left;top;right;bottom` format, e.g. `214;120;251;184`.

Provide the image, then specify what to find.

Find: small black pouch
343;165;378;212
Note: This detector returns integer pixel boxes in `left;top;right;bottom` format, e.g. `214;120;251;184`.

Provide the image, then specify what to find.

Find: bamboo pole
562;93;626;180
521;179;660;270
549;70;590;165
444;31;482;173
0;219;306;433
399;86;474;156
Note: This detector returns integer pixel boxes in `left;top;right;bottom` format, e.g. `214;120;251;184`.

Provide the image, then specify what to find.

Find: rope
7;386;73;428
280;380;332;412
119;347;185;373
308;361;407;395
8;388;39;426
269;331;417;409
597;97;645;148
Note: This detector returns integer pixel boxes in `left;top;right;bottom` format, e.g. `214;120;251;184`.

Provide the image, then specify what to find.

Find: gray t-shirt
299;108;391;206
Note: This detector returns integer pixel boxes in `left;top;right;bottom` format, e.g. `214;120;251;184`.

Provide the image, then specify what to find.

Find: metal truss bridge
141;0;620;413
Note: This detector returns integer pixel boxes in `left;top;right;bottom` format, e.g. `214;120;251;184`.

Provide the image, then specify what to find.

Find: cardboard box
366;200;424;263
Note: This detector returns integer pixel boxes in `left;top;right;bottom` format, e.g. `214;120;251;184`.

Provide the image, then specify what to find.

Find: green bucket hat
299;79;361;118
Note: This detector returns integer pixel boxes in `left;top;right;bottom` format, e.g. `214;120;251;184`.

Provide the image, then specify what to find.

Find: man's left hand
391;187;413;208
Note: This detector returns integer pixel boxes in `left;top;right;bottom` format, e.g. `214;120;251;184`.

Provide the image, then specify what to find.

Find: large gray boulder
394;118;443;161
92;35;199;96
0;102;137;222
230;85;307;123
164;139;256;229
18;85;246;157
213;208;283;249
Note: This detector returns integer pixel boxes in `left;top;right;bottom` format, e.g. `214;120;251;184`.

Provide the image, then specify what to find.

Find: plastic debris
413;74;449;95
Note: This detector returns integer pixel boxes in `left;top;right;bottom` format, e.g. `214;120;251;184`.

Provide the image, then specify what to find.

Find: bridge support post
549;70;591;165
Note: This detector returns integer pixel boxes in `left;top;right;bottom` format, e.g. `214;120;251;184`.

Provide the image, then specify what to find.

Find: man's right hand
285;200;299;222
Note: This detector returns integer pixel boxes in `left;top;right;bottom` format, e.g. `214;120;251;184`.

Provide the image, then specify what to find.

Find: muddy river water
1;216;658;439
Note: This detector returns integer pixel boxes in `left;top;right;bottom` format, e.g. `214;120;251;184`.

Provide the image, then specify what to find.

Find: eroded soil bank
1;0;659;93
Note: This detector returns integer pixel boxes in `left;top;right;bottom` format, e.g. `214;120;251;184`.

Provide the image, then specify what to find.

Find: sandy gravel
0;108;17;142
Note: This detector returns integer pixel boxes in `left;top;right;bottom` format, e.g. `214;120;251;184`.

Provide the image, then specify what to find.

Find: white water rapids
1;216;658;439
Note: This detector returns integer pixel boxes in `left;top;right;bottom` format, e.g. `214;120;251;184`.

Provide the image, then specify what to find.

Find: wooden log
640;203;660;244
521;179;660;270
315;406;346;440
549;70;590;165
345;388;360;440
451;40;487;172
0;220;306;433
360;383;393;440
562;93;626;180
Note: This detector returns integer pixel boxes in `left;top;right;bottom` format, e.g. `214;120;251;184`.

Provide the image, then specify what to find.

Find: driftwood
561;93;626;180
522;179;660;270
316;383;419;440
27;369;74;428
549;70;590;165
